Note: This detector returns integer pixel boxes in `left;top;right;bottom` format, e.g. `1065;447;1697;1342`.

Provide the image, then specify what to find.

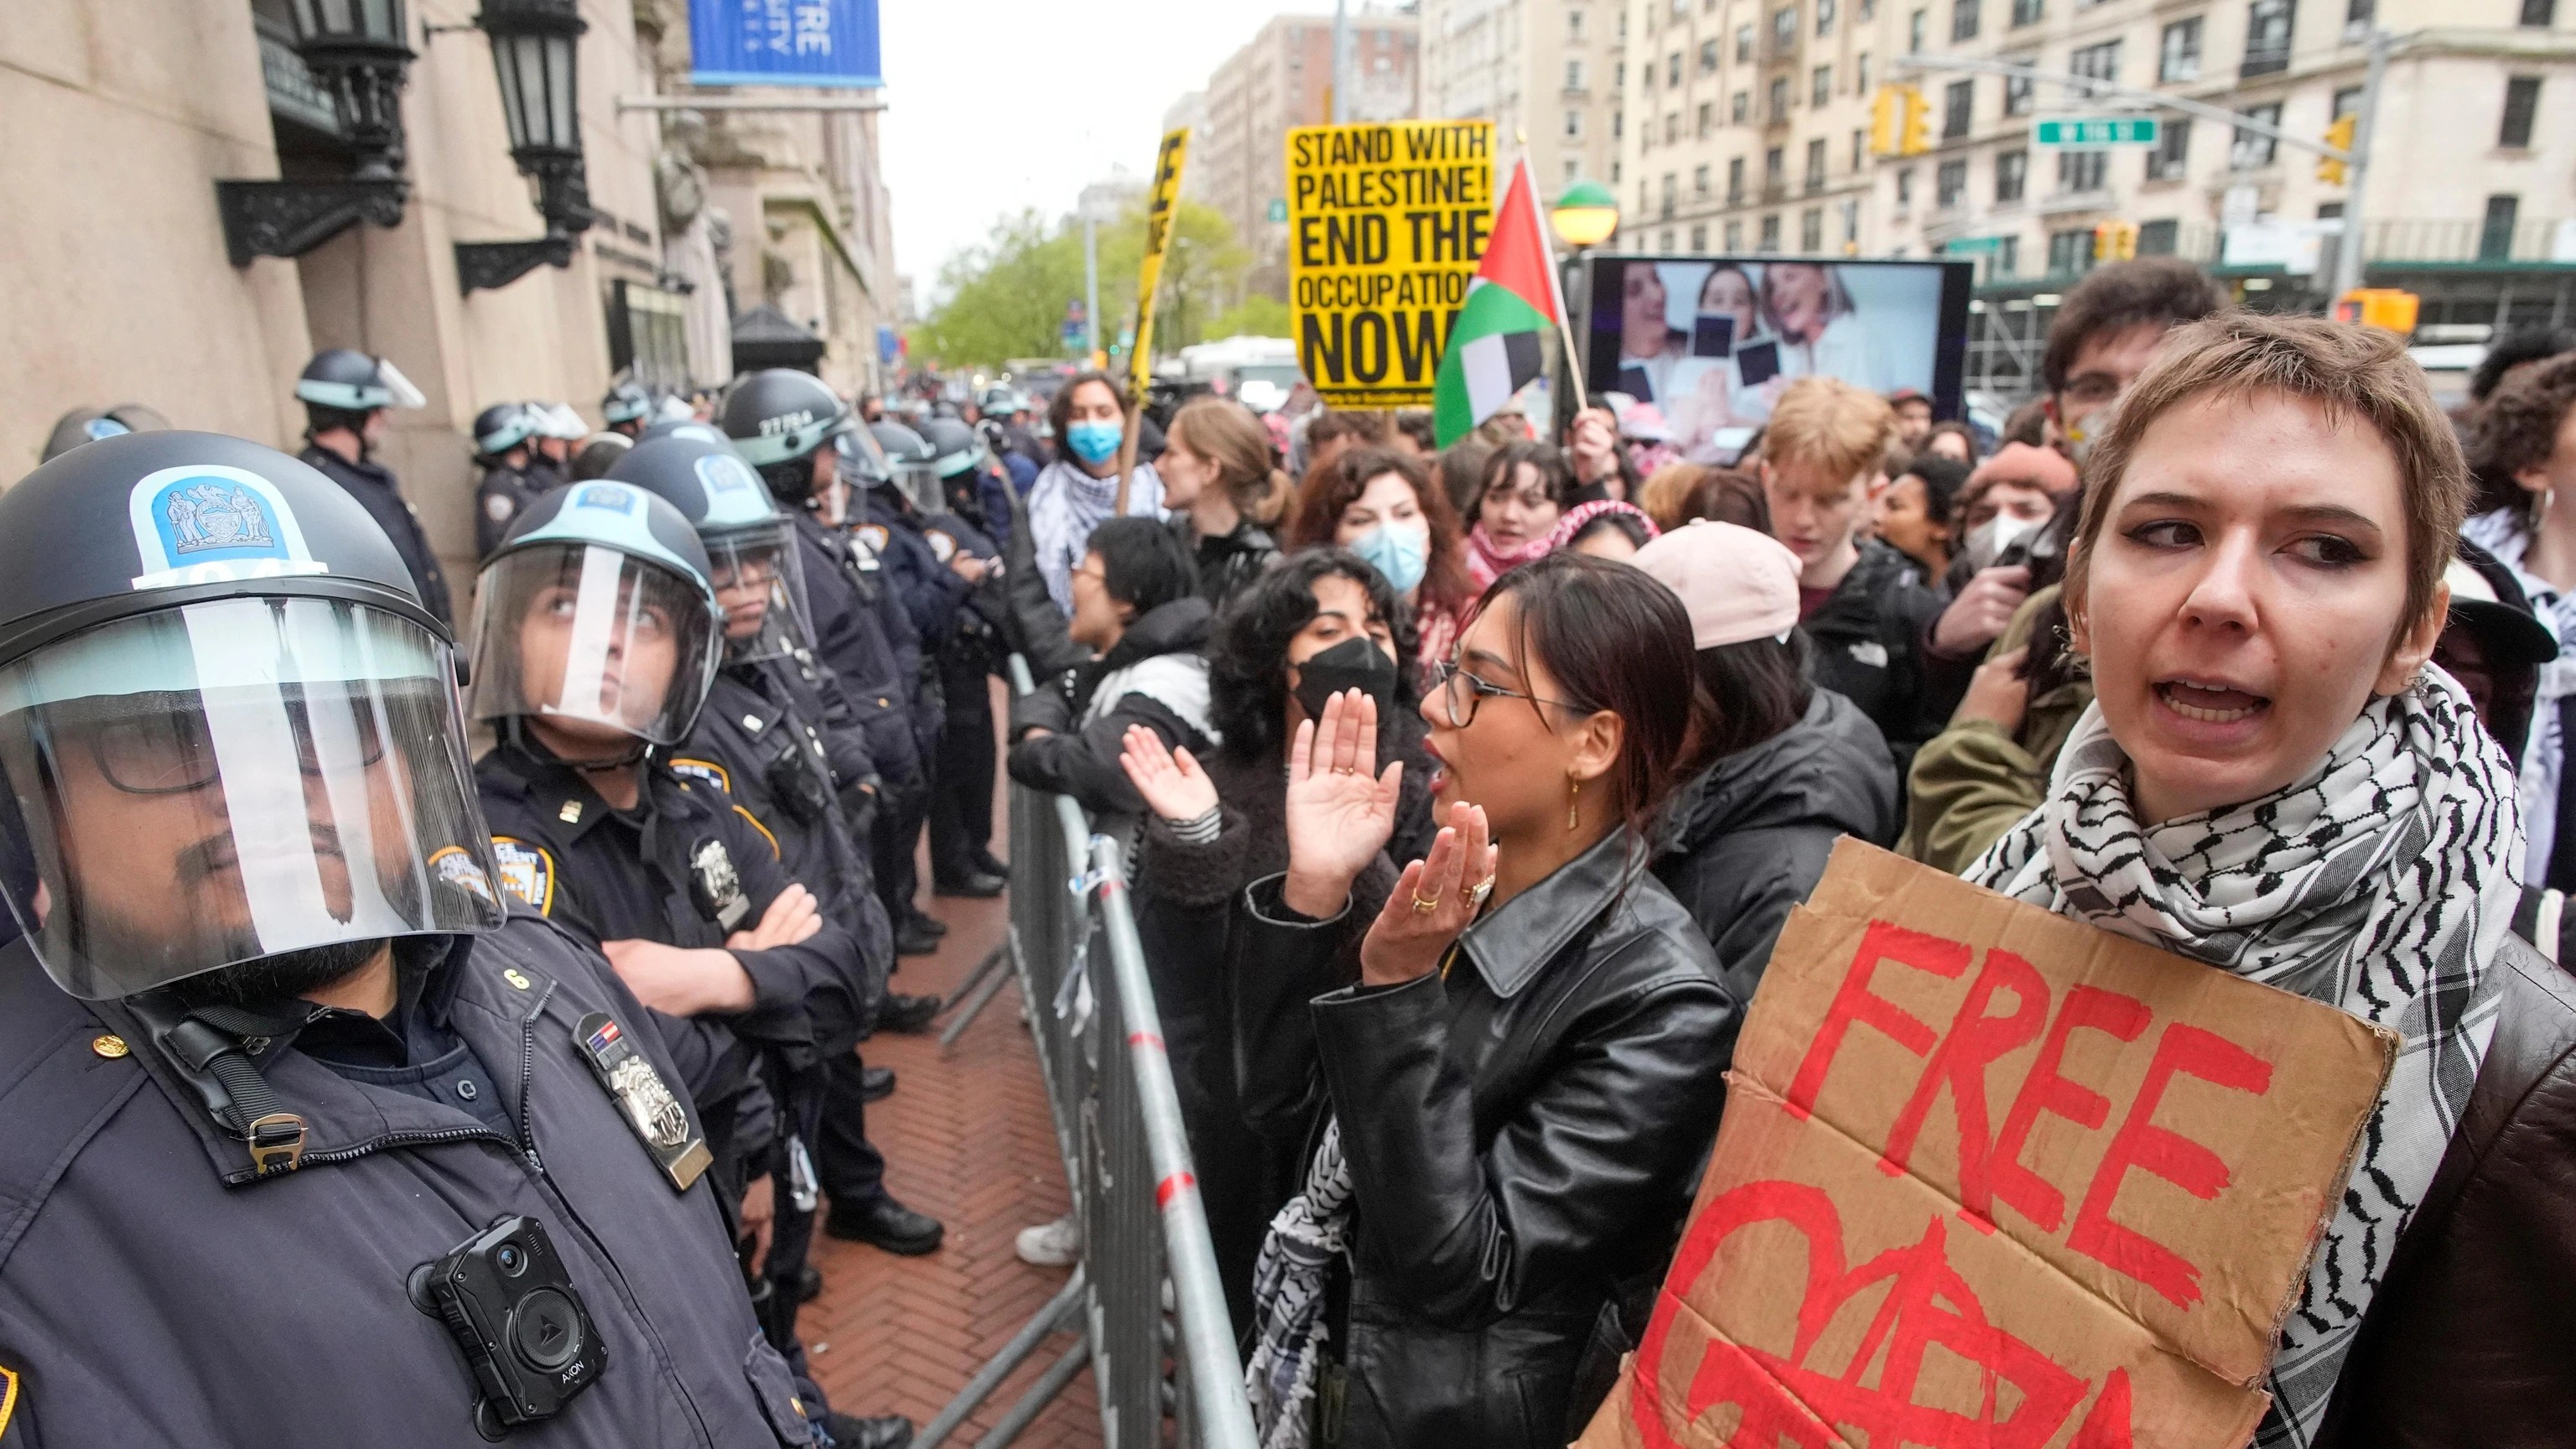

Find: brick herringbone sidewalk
803;787;1099;1446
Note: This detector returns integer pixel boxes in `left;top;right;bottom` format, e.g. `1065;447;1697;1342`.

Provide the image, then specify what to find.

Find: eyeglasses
1426;659;1579;729
78;697;388;796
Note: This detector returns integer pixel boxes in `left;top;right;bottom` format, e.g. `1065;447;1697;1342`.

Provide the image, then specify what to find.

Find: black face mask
1292;636;1399;723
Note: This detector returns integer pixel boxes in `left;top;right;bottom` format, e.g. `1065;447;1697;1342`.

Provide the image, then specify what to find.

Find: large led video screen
1582;255;1972;463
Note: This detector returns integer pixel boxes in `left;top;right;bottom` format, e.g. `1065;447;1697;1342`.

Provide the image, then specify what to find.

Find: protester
1634;460;1709;532
1435;438;1491;517
1566;404;1632;500
1888;386;1935;449
1966;311;2576;1446
1758;376;1946;766
1118;552;1437;1333
1637;522;1898;1005
1919;418;1977;465
1237;553;1732;1448
1683;465;1770;531
1286;445;1479;677
2436;541;2558;787
1390;409;1436;456
1300;408;1386;479
2468;325;2576;411
1006;517;1214;817
1873;453;1969;578
1464;440;1576;589
1029;371;1164;615
1160;396;1287;608
2461;351;2576;889
1547;497;1659;560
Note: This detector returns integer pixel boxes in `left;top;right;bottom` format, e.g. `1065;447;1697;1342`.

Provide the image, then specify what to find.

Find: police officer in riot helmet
470;402;547;559
602;380;653;439
295;347;452;628
40;402;172;464
466;480;925;1446
607;435;948;1260
0;431;827;1446
721;371;938;958
901;418;1013;895
524;402;587;490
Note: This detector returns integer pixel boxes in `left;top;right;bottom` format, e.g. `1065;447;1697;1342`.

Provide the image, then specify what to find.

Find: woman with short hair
1966;313;2576;1446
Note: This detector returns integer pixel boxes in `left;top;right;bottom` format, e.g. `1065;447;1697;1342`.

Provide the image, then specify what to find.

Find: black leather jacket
1233;830;1738;1448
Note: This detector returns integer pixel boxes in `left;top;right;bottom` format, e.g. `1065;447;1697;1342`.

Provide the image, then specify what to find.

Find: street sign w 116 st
2033;116;2159;147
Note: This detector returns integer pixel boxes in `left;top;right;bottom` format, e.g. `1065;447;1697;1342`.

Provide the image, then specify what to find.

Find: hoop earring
1567;773;1581;833
2536;486;2557;536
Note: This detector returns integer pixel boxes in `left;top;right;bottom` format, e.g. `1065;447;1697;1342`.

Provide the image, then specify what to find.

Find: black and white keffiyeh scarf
1967;667;2522;1446
1244;1118;1356;1449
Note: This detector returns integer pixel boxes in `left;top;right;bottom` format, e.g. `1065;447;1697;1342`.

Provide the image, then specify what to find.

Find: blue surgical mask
1351;522;1429;595
1065;420;1123;467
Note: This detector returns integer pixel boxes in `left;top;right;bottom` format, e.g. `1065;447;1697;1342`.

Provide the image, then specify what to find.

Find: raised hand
1359;802;1498;986
1280;688;1404;918
1119;724;1219;823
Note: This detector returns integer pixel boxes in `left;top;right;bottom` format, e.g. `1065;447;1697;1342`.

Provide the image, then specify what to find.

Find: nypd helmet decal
127;465;328;591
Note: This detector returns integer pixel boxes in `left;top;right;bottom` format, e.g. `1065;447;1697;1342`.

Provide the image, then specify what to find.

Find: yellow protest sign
1286;121;1493;408
1129;127;1191;400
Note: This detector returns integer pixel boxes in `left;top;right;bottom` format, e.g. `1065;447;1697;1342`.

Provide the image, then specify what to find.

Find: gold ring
1469;877;1495;906
1410;889;1442;914
1335;765;1358;776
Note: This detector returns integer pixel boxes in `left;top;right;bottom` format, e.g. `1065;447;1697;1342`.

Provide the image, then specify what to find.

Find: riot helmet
468;481;724;751
605;436;814;663
42;404;173;465
473;402;540;460
0;432;504;1001
570;433;632;481
868;421;943;512
720;369;852;506
297;349;426;438
639;417;731;448
920;418;989;480
601;380;652;428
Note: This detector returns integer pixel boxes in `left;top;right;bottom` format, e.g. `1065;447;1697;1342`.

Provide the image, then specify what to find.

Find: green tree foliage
911;197;1252;371
1204;294;1292;340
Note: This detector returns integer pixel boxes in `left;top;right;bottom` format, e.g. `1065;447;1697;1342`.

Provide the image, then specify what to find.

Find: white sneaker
1014;1213;1081;1267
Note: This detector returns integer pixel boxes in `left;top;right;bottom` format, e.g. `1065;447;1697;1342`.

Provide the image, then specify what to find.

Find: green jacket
1898;584;2093;875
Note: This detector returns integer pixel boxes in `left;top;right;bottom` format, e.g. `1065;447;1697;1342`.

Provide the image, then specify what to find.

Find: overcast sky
878;2;1330;307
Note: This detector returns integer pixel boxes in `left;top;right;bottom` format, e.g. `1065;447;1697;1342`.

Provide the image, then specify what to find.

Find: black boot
879;993;941;1035
906;907;948;938
932;869;1005;898
893;914;941;956
825;1194;945;1255
861;1065;896;1102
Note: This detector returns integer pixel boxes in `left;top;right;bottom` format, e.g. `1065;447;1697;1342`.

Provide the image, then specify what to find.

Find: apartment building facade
1192;12;1422;299
1420;0;1627;195
1614;0;2575;391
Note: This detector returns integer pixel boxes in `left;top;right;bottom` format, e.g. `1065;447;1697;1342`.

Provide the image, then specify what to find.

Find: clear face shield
703;520;814;664
894;462;945;515
0;599;504;1000
468;543;722;747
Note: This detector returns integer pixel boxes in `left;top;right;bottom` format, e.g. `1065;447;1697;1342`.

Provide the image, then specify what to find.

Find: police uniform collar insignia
571;1011;710;1192
688;837;750;931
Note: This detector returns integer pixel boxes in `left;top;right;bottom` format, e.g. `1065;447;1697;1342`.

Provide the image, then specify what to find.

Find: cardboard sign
1129;127;1191;399
1580;841;2396;1449
1285;121;1494;408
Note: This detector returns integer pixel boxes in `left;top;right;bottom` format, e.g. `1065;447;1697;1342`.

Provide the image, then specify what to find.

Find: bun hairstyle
1169;396;1292;526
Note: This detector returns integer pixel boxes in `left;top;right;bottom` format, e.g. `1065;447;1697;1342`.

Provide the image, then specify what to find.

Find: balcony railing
2363;217;2572;264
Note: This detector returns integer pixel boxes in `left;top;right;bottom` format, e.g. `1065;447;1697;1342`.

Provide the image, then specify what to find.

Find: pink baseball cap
1633;520;1805;649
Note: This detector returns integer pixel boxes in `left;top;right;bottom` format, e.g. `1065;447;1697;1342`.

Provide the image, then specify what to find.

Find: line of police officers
0;356;1018;1447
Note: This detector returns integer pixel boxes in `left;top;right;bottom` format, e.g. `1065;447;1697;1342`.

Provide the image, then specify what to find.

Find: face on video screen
1584;256;1966;465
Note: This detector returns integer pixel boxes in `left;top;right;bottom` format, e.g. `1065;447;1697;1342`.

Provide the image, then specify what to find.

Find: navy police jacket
0;917;819;1447
680;667;891;1015
789;511;920;788
472;740;865;1069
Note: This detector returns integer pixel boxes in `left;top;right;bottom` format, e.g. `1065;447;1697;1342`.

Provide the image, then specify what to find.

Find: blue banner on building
689;0;882;88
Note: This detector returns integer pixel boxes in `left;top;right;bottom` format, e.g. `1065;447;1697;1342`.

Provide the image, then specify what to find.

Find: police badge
687;836;750;931
572;1012;710;1192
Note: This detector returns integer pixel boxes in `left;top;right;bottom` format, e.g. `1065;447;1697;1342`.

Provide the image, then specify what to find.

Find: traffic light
2318;112;2356;184
2335;288;2419;335
2092;219;2139;262
1872;85;1934;156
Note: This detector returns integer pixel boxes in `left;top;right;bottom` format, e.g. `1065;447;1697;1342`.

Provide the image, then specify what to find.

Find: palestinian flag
1434;156;1570;448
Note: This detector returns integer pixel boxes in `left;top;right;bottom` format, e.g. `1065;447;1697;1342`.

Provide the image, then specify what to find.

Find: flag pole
1519;150;1591;416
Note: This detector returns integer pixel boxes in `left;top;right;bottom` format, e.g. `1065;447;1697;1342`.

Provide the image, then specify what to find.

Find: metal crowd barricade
917;657;1257;1449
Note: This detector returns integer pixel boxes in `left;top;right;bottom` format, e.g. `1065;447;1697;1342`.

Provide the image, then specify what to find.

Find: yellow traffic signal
2335;288;2418;335
1900;86;1933;156
1871;86;1900;156
2092;219;2139;262
2319;112;2356;184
